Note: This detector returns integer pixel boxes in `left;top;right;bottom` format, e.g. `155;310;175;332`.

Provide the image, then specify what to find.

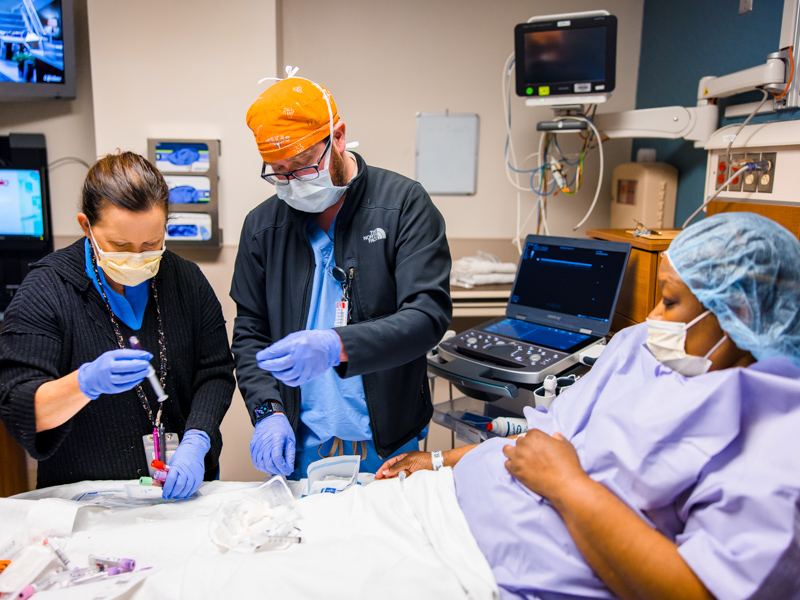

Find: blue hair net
667;212;800;366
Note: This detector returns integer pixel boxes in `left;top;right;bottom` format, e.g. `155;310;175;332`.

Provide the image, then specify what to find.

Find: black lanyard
88;245;168;428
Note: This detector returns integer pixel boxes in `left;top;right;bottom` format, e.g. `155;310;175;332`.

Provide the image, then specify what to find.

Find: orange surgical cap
246;77;339;162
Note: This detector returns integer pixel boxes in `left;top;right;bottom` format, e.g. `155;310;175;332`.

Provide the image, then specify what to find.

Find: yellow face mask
89;227;165;288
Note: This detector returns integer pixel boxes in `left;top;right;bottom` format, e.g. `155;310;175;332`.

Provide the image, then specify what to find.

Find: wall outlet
742;153;761;192
729;154;745;191
757;152;777;193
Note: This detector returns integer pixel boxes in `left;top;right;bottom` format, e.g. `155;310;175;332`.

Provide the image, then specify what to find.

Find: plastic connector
744;160;771;172
549;157;567;189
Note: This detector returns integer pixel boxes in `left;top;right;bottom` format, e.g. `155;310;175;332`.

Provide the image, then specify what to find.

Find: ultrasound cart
429;234;631;443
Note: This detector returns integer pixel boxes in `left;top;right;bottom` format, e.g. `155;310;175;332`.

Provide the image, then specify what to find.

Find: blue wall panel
632;0;795;225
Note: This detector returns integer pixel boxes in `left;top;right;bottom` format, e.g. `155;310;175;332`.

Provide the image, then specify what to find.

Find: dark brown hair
81;152;169;225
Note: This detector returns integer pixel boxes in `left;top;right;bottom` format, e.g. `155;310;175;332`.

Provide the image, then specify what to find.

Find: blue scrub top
297;220;371;450
84;238;149;331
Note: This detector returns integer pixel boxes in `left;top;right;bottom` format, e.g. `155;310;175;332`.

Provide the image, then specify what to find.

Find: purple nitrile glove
77;349;153;400
256;329;341;387
162;429;210;500
250;413;296;476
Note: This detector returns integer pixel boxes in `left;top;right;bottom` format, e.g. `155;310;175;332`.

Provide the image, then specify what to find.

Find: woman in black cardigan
0;152;234;497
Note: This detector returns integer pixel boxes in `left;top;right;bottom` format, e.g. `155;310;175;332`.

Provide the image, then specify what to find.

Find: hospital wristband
431;450;444;471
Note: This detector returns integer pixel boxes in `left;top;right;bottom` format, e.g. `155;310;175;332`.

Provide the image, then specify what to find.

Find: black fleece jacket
230;152;452;459
0;240;235;488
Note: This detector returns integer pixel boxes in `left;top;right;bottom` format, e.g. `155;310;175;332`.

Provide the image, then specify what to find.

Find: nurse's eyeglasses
261;137;331;186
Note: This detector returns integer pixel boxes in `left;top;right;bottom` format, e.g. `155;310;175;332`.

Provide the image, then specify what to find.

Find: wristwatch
431;450;444;471
252;400;284;424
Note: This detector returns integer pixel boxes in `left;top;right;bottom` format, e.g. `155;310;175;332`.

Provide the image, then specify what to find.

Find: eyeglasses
261;138;331;186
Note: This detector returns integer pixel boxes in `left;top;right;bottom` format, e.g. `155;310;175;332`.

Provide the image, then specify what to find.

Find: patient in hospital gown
381;212;800;600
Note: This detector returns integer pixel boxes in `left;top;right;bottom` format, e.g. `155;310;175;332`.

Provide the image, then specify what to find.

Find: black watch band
253;400;283;424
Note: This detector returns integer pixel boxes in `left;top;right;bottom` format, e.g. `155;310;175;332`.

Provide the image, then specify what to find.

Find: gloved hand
250;414;296;476
162;429;210;500
256;330;341;387
77;349;153;400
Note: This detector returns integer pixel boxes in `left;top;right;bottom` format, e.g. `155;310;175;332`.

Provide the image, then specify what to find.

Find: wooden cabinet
586;229;675;332
0;423;29;497
0;320;31;497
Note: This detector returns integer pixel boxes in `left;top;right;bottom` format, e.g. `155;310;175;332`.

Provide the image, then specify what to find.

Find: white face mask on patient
645;310;728;377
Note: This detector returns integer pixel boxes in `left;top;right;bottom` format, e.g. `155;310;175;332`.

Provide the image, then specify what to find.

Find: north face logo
363;228;387;243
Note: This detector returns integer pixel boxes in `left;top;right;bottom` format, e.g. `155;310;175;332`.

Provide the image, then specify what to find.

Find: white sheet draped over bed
0;468;498;600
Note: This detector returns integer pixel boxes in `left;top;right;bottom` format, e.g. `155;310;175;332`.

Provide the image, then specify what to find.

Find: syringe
128;336;168;403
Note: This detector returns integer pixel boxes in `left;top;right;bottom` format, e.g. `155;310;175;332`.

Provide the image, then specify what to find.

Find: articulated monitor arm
591;50;790;146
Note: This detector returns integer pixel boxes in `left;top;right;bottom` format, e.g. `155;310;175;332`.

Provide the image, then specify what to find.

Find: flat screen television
0;167;51;252
515;13;616;105
0;0;76;101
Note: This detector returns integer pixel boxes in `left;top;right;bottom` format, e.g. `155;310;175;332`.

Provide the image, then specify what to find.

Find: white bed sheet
0;468;498;600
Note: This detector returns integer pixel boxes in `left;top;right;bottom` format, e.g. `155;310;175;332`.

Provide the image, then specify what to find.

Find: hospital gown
454;323;800;600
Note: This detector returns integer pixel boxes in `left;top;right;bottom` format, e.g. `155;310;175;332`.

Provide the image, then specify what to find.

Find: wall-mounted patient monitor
515;12;617;106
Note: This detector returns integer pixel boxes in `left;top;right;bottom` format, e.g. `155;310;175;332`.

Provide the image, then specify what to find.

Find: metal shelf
432;396;525;445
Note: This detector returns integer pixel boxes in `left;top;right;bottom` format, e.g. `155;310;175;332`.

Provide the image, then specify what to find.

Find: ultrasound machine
429;234;630;401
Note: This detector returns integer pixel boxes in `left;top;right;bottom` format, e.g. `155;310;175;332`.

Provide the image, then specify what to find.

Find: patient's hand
503;430;586;500
375;451;432;479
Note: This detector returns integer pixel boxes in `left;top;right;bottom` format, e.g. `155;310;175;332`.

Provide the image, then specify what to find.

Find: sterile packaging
208;476;300;553
0;533;26;562
305;455;360;496
0;540;57;594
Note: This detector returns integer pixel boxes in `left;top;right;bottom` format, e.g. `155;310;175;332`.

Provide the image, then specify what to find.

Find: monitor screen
509;237;629;325
515;14;616;100
0;0;76;100
483;318;591;352
0;168;45;239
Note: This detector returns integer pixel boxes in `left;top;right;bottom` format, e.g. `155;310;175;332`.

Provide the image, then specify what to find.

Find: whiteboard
415;112;479;195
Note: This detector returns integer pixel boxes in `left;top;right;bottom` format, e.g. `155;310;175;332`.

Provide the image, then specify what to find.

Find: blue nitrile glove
162;429;210;500
250;414;296;476
77;349;153;400
256;330;341;387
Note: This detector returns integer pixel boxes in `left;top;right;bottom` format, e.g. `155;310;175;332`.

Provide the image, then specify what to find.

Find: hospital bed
0;472;498;600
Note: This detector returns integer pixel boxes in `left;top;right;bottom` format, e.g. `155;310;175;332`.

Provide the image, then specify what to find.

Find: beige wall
280;0;643;241
4;1;644;486
84;0;279;483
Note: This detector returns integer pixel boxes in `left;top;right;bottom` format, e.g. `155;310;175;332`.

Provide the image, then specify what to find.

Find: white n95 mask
646;310;728;377
90;228;165;288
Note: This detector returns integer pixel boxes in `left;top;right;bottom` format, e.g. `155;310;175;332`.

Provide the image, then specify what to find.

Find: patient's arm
504;430;714;600
375;443;480;479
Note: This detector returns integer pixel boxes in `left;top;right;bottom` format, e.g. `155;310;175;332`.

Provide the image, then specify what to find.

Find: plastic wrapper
208;477;300;553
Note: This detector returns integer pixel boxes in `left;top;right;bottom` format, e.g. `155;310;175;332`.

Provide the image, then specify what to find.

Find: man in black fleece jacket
231;73;451;479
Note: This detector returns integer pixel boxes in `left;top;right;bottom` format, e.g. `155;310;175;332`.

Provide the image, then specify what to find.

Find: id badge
334;300;349;327
142;432;179;477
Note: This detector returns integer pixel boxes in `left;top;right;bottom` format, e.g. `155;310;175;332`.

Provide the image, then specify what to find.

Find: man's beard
329;145;347;187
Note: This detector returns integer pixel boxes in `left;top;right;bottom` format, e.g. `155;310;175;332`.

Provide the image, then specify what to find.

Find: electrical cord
682;160;770;228
503;51;551;252
724;89;771;176
775;45;794;100
48;156;92;170
683;88;774;229
544;115;604;231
